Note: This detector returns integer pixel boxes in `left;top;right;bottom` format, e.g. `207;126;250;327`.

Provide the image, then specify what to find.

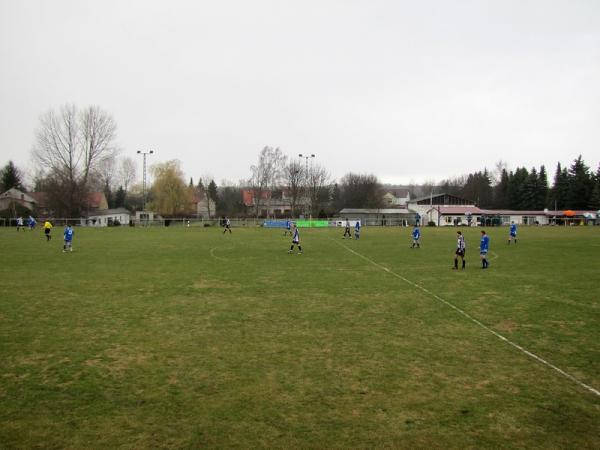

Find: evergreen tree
521;168;538;210
208;180;218;212
590;183;600;210
567;155;593;209
536;165;549;210
507;167;529;209
492;168;509;209
115;186;126;208
0;161;24;192
550;163;569;210
589;164;600;210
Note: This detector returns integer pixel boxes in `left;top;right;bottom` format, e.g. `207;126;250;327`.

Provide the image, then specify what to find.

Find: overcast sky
1;0;599;186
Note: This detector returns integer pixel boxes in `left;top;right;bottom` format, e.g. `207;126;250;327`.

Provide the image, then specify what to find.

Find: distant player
223;217;232;234
453;231;466;270
44;220;53;241
284;219;292;236
63;224;74;252
480;230;490;269
410;226;421;248
288;223;302;254
343;218;352;239
508;222;517;244
354;219;361;240
415;213;421;227
28;215;36;230
16;217;24;231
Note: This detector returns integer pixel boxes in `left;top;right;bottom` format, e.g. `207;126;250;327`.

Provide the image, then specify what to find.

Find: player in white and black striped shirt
288;223;302;254
453;231;466;270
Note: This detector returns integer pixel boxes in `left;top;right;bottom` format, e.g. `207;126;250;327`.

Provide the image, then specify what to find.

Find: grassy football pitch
1;225;599;448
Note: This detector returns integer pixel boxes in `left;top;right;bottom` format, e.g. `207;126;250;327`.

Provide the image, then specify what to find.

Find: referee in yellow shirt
43;220;53;241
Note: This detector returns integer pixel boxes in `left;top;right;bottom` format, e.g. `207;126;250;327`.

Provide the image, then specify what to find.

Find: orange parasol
563;210;575;217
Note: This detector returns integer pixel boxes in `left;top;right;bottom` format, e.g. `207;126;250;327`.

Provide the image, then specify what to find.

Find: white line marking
209;247;228;261
331;238;600;398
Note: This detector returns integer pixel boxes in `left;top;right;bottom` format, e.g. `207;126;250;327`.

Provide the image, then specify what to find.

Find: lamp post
137;150;154;211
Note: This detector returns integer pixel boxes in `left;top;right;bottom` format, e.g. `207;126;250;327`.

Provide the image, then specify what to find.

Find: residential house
0;188;36;211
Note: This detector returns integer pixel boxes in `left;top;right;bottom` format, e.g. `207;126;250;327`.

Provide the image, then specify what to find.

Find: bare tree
92;156;117;191
248;146;287;217
80;106;117;187
31;104;118;215
338;172;382;210
118;156;137;192
306;163;331;217
283;160;304;217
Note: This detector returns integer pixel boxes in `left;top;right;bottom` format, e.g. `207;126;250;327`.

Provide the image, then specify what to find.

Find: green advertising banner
295;220;329;228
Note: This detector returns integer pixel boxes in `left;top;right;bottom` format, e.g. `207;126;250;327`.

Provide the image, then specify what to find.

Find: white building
0;188;36;211
382;188;411;207
85;208;131;226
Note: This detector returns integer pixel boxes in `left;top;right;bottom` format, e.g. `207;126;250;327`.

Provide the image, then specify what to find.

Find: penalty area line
331;238;600;398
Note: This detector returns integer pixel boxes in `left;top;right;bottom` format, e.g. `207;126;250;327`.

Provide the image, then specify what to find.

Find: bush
203;223;211;227
427;221;436;227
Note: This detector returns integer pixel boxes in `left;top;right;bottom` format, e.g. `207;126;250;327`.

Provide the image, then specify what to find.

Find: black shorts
455;249;465;257
44;228;51;235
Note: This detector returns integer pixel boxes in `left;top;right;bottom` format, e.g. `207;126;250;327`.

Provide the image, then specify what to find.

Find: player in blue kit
284;219;292;236
354;220;361;240
480;230;490;269
410;226;421;248
508;221;517;244
63;224;74;252
288;223;302;254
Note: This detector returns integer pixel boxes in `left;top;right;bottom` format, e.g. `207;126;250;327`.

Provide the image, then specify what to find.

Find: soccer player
28;215;36;230
284;218;292;236
288;223;302;254
16;216;24;231
223;217;232;234
508;221;517;244
453;231;466;270
411;226;421;248
354;219;361;240
43;220;53;241
343;218;352;239
63;224;74;252
480;230;490;269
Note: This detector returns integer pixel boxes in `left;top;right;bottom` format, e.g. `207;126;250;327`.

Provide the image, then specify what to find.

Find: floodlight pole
298;153;315;173
299;154;315;218
137;150;154;211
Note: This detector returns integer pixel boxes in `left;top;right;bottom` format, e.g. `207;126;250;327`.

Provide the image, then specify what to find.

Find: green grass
1;225;599;449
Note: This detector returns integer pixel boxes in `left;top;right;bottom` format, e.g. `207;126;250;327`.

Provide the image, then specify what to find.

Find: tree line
439;156;600;211
2;103;599;217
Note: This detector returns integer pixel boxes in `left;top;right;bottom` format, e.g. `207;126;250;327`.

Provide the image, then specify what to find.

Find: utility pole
137;150;154;211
